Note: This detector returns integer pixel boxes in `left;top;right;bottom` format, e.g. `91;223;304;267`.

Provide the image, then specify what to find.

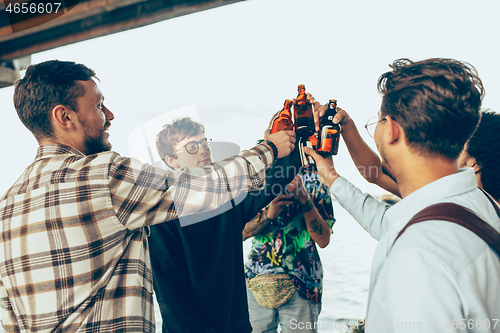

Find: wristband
263;140;278;160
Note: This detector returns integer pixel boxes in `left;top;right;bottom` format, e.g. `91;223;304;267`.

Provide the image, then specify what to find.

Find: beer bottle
293;84;315;138
317;99;341;156
298;134;317;173
270;99;294;134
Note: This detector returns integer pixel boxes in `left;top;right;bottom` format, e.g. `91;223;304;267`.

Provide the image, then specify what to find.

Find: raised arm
286;174;332;248
314;104;400;197
303;147;391;241
242;194;294;241
109;129;297;229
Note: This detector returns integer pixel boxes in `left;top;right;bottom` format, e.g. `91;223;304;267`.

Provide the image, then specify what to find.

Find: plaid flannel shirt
0;143;274;332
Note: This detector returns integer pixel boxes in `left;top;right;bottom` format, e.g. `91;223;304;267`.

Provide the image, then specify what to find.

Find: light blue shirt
331;168;500;332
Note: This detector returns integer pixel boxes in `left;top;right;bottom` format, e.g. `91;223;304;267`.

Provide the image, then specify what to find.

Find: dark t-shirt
149;149;300;333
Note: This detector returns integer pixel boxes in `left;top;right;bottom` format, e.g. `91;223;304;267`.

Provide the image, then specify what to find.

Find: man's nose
104;106;114;121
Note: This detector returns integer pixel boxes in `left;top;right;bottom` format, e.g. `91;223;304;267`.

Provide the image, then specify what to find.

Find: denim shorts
247;287;322;333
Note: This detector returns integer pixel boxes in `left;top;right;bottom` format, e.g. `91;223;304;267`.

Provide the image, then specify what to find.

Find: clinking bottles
270;100;294;134
317;99;341;156
293;84;315;138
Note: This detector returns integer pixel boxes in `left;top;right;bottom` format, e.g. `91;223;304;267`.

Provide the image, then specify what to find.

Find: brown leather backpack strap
392;202;500;257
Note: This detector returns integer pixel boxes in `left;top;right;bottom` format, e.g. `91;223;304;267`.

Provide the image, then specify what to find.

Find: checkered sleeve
0;143;275;332
109;143;274;229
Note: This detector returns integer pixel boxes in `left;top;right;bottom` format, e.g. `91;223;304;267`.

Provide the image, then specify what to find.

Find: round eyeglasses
176;138;212;155
364;117;386;138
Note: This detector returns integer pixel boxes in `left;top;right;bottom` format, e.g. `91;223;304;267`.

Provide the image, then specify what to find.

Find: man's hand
291;92;320;110
293;93;322;131
303;147;340;188
264;130;296;158
242;193;294;241
314;104;353;133
267;194;294;219
285;175;310;205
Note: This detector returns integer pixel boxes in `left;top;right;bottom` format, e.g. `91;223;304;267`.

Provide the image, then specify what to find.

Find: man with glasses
316;107;500;205
317;108;400;196
150;117;303;333
306;58;500;331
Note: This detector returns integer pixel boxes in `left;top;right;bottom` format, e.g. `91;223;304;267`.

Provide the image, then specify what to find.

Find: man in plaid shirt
0;60;296;332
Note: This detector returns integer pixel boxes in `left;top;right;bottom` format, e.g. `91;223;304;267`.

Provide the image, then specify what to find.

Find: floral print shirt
245;172;335;303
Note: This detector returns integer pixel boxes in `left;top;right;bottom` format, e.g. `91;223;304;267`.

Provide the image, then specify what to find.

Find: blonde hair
156;117;205;163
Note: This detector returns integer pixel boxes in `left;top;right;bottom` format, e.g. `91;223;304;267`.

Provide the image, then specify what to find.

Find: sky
1;0;500;196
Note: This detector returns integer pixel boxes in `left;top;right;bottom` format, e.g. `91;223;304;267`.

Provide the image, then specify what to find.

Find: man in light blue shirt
306;58;500;332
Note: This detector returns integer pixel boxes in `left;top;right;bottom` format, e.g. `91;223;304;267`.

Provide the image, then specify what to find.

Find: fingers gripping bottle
317;99;341;156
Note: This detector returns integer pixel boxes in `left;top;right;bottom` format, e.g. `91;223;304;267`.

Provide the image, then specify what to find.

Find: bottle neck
321;109;337;125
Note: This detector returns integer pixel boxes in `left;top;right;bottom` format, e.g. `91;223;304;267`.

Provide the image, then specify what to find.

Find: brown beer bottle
298;134;317;173
293;84;315;138
317;99;341;156
270;100;294;134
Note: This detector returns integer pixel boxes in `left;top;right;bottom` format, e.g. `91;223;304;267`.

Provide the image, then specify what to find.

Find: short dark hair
13;60;96;141
466;110;500;201
156;117;205;167
377;58;484;159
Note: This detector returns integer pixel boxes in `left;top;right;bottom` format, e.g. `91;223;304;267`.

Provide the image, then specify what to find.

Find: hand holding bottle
291;93;320;112
314;105;353;133
291;85;319;138
263;129;296;158
302;146;340;188
316;100;341;156
293;92;322;136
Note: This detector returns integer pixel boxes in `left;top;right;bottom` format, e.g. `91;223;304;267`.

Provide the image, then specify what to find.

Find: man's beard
377;139;398;184
83;121;112;155
381;161;397;184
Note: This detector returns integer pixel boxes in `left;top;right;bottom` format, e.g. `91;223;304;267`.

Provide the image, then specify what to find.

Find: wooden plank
0;0;244;60
0;0;146;41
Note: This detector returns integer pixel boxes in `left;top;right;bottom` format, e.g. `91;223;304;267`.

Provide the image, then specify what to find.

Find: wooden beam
0;0;244;60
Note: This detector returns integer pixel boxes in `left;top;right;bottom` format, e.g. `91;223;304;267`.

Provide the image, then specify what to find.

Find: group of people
0;57;499;333
149;112;334;333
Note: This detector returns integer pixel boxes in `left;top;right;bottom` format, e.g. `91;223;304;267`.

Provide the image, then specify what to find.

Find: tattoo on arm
307;219;323;235
244;210;273;237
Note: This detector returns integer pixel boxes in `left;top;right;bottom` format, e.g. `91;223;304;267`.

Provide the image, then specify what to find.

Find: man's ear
51;105;77;131
467;156;482;173
384;115;402;145
164;155;179;170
